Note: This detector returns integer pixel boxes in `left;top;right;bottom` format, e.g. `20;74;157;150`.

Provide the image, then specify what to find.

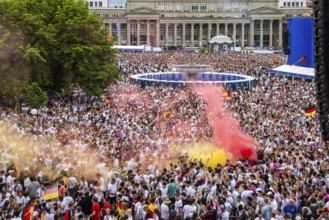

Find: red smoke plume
194;85;256;159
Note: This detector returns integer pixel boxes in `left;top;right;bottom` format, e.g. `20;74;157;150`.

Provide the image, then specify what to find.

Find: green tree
0;0;118;99
24;82;48;108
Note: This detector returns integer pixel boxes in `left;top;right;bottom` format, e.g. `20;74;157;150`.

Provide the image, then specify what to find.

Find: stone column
241;23;245;48
224;23;228;36
190;23;194;47
137;20;141;46
147;20;150;46
216;24;219;36
199;24;203;46
156;21;160;47
165;23;169;46
278;19;283;47
269;19;273;48
260;19;264;48
232;23;236;47
118;23;122;45
249;20;254;47
109;23;112;36
126;21;131;46
173;23;177;46
207;23;212;42
182;23;186;48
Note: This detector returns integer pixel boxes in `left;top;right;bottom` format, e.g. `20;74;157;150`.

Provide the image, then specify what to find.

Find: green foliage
23;82;49;108
0;69;26;105
0;0;119;105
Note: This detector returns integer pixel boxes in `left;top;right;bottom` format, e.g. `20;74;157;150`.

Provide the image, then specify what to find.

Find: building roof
209;35;233;44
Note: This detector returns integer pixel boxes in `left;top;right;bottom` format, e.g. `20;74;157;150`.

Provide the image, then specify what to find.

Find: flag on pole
300;56;307;63
22;199;33;220
44;182;59;201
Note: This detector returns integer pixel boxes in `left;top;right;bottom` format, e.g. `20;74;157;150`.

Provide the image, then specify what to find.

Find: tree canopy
0;0;118;107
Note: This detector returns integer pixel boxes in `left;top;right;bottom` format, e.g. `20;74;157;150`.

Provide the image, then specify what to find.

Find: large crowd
0;51;328;220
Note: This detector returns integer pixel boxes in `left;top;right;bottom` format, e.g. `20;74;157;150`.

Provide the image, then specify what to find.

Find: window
296;2;299;7
95;1;97;7
287;2;290;7
208;5;215;12
301;2;304;7
183;5;189;12
167;4;173;12
192;6;198;12
158;4;165;12
283;2;286;7
90;1;93;7
200;5;206;12
175;4;182;12
217;6;223;12
99;1;102;7
292;2;295;7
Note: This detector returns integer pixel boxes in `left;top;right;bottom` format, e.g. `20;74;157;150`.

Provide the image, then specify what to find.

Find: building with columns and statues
90;0;287;49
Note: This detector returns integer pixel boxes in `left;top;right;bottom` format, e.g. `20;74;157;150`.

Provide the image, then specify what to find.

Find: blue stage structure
270;17;315;79
286;18;314;68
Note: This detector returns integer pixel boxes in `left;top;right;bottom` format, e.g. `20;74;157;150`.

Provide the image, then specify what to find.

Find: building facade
90;0;286;48
278;0;313;18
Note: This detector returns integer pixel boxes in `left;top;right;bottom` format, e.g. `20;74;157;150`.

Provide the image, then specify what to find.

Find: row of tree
0;0;118;108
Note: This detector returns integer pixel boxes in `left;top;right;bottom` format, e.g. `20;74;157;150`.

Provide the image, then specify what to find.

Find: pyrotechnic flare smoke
194;85;257;160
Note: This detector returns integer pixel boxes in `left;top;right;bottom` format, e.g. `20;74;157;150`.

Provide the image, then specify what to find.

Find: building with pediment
90;0;288;48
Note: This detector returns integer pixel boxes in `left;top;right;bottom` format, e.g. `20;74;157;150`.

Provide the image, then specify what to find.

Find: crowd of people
0;51;328;220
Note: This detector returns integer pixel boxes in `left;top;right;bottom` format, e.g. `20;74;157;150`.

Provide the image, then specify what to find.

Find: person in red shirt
89;197;101;220
102;197;111;218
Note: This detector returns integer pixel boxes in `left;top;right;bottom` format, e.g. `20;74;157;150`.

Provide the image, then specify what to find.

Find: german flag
22;199;33;220
104;96;111;103
44;182;59;201
222;90;231;100
163;111;171;117
305;105;316;117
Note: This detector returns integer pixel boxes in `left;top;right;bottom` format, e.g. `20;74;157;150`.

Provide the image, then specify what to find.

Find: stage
269;65;315;80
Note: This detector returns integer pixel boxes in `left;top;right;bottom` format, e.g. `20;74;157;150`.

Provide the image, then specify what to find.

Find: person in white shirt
222;206;230;220
107;178;117;205
182;200;196;219
255;212;266;220
160;199;171;220
174;194;183;216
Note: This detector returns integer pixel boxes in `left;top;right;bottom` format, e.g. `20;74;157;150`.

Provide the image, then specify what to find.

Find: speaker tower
314;0;329;141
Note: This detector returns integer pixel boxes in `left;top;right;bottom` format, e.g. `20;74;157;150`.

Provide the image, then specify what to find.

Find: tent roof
209;35;233;44
269;65;315;80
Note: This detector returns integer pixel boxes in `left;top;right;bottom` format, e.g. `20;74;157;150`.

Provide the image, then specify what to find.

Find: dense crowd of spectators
0;52;328;220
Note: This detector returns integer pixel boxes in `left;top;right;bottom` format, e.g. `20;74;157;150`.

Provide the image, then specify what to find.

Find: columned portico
112;6;283;48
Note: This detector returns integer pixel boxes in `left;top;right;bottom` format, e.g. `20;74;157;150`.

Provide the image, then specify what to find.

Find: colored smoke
194;85;256;159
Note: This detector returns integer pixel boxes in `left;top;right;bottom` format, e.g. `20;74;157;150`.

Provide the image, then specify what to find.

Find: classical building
90;0;286;48
278;0;313;18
